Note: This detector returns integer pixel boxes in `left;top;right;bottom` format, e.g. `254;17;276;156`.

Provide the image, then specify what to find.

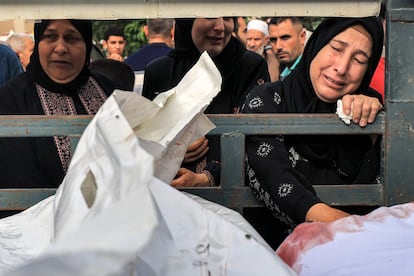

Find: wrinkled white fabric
0;52;295;276
277;202;414;276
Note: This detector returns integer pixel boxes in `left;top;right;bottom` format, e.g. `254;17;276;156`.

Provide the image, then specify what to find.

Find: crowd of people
0;12;386;250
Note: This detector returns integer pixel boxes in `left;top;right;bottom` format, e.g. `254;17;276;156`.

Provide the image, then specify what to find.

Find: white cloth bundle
0;52;294;276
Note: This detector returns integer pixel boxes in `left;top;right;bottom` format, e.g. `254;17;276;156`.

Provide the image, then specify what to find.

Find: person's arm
242;84;323;224
245;133;322;223
171;167;210;187
171;160;220;187
305;203;350;222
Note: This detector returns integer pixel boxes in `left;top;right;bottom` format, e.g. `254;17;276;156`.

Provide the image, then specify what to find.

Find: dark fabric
241;17;384;225
0;44;23;86
0;73;114;190
0;20;114;189
125;43;172;71
142;18;270;185
90;58;135;91
26;19;93;96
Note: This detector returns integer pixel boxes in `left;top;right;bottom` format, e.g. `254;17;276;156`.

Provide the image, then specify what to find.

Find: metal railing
0;113;386;213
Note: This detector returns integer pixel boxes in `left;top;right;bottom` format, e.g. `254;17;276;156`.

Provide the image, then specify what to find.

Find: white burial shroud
0;52;295;276
277;202;414;276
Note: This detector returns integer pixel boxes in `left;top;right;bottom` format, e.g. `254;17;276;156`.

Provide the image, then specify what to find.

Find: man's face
268;19;306;67
245;29;268;56
235;17;247;44
103;35;126;58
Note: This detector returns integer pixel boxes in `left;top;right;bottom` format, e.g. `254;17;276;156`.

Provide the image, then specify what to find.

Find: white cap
247;19;269;36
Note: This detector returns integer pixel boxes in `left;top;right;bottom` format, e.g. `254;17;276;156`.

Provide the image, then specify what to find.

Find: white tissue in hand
336;99;353;125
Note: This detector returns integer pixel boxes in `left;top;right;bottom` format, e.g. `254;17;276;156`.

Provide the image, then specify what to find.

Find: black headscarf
26;19;93;96
283;16;384;113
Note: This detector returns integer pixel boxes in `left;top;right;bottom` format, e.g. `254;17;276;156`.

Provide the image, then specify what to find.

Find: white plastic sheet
0;52;295;276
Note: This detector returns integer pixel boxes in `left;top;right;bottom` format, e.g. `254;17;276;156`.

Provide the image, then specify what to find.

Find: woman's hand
305;203;350;223
341;94;383;127
171;168;210;187
183;137;209;163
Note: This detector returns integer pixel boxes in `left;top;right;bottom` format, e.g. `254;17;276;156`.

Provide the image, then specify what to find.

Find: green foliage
124;20;148;55
92;19;147;57
301;17;324;32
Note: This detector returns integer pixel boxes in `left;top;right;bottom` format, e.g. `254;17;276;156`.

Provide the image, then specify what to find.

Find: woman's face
191;17;234;57
310;26;372;103
38;20;86;84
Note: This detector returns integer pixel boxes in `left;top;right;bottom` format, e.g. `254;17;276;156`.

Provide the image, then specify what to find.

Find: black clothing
0;73;113;189
241;17;384;227
90;59;135;91
142;19;270;185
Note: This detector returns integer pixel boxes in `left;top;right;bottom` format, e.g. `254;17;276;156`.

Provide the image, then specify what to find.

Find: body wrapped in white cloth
277;202;414;276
